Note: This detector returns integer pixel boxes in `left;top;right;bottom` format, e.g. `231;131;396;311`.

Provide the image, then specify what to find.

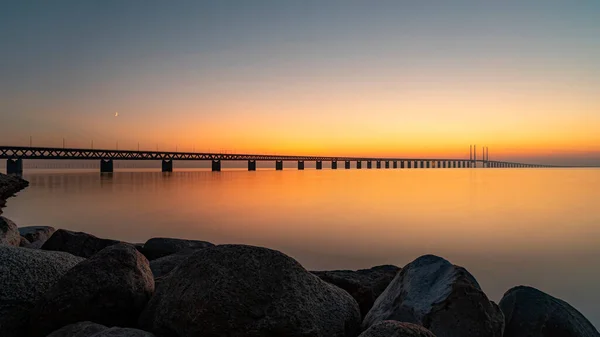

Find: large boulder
0;216;20;246
0;246;84;337
363;255;504;337
313;265;400;317
28;243;154;337
41;229;121;258
141;237;214;260
359;321;437;337
139;244;361;337
47;322;155;337
19;225;56;247
500;286;599;337
0;173;29;200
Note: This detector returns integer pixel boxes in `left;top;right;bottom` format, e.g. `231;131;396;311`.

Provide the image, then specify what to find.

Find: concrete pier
248;160;256;171
356;161;362;169
100;159;113;173
366;161;371;169
420;161;425;168
331;161;337;170
400;161;405;168
276;160;283;170
298;160;304;170
212;160;221;171
376;161;381;169
426;161;431;168
408;161;412;168
316;161;322;170
385;161;390;169
345;161;351;169
393;161;397;168
6;158;23;175
161;160;173;172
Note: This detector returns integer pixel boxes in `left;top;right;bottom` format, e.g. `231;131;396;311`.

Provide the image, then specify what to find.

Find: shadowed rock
19;225;56;247
0;216;20;246
41;229;121;258
313;265;400;317
141;237;214;260
500;286;600;337
0;245;84;337
47;322;155;337
20;235;31;246
359;321;437;337
139;244;361;337
28;243;154;337
0;173;28;200
149;249;195;279
363;255;504;337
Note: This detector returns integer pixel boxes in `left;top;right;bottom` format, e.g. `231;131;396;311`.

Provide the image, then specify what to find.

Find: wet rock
0;216;20;246
141;237;214;260
363;255;504;337
313;265;400;317
140;244;361;337
500;286;599;337
0;245;84;337
19;225;56;246
29;243;154;337
41;229;121;258
47;322;155;337
359;320;437;337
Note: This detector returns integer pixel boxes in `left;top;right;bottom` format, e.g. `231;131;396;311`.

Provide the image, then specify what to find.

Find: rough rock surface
363;255;504;337
20;235;31;246
140;244;361;337
19;225;56;246
0;172;28;200
41;229;121;258
0;216;20;246
47;322;155;337
359;320;437;337
149;249;195;279
313;265;400;317
500;286;599;337
0;245;84;337
141;237;214;260
29;243;154;337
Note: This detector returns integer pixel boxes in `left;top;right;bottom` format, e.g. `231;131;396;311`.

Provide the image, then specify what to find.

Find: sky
1;1;599;165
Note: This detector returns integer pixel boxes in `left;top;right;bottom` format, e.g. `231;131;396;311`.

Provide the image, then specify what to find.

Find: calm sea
3;168;600;326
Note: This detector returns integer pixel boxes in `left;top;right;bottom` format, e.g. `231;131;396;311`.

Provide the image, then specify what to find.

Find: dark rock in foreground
19;225;56;247
0;173;29;201
140;244;361;337
313;265;400;317
47;321;155;337
0;216;20;246
359;320;437;337
141;237;214;260
500;286;600;337
41;229;121;258
29;243;154;337
363;255;504;337
149;249;195;279
0;245;84;337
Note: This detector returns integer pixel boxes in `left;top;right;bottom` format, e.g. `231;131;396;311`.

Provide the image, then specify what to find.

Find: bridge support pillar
6;158;23;175
212;160;221;172
100;159;113;173
161;160;173;172
376;161;381;169
316;161;322;170
426;161;431;168
443;161;447;168
356;161;362;169
345;161;351;169
407;161;412;168
276;160;283;170
298;160;304;170
393;161;397;168
367;161;372;169
385;161;390;169
248;160;256;171
331;161;337;170
419;161;424;168
400;161;405;169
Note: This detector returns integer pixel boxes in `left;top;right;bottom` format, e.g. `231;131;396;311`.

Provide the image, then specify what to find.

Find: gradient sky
1;1;599;165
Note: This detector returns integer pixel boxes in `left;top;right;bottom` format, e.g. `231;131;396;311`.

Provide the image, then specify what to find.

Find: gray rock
41;229;121;258
500;286;599;337
139;244;361;337
149;249;195;279
0;173;28;200
359;320;437;337
141;237;214;260
0;216;20;246
313;265;400;317
19;225;56;246
363;255;504;337
0;246;84;337
47;322;155;337
20;235;31;246
28;243;154;337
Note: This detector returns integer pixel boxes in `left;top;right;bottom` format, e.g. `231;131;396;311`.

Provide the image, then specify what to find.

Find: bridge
1;146;555;175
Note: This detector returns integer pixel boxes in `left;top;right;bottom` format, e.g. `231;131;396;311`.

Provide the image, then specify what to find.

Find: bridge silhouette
1;145;555;175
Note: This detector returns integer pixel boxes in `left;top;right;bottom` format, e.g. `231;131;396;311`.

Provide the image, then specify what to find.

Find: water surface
4;168;600;326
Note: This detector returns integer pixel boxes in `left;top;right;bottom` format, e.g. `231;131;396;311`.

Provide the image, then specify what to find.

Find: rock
0;173;29;200
363;255;504;337
41;229;121;258
20;235;31;246
141;237;214;260
313;265;400;317
500;286;599;337
19;225;56;246
149;249;195;279
140;244;361;337
359;321;437;337
0;246;84;337
28;243;154;337
0;216;20;246
47;322;155;337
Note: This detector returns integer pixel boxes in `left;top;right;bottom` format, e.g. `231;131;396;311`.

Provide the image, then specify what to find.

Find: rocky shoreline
0;177;598;336
0;173;29;215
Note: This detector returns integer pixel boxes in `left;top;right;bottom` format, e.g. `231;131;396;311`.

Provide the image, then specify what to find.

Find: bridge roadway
1;146;554;174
